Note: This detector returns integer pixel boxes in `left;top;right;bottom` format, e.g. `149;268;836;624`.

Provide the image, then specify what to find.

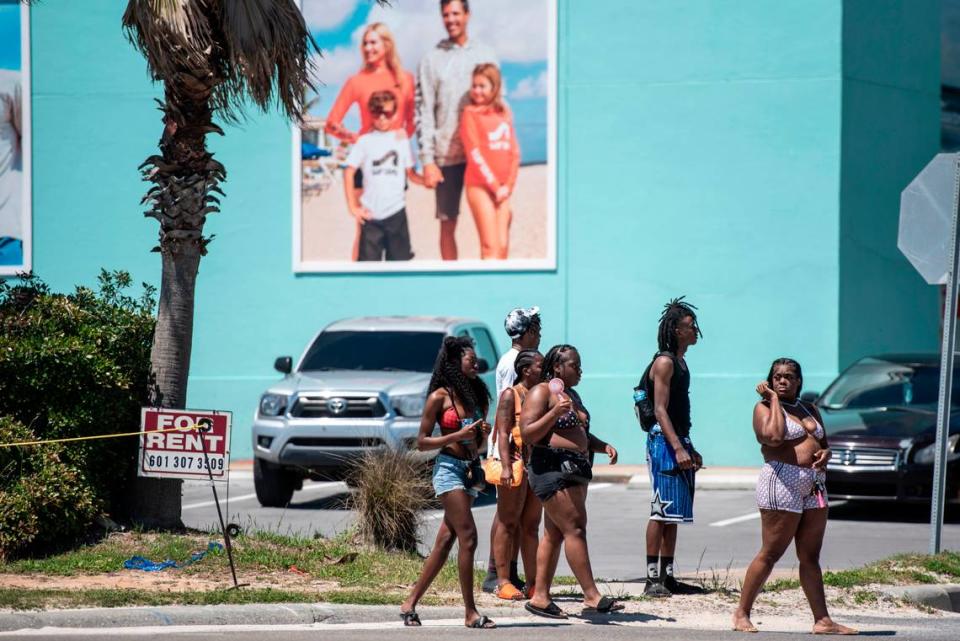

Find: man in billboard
0;68;22;265
415;0;497;260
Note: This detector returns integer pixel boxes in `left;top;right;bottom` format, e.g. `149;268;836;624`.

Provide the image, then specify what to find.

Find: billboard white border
291;0;557;274
0;3;31;277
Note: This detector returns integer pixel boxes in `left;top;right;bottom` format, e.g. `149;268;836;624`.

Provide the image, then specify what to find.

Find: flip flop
466;615;496;629
582;596;624;614
525;600;568;619
400;611;421;627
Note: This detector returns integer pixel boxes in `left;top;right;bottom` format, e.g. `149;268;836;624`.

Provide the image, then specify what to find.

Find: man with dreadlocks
642;297;704;597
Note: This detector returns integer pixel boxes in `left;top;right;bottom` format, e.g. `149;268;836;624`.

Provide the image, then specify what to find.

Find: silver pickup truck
251;316;499;506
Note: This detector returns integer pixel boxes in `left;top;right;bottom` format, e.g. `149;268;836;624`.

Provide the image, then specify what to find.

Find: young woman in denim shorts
520;344;621;619
400;336;495;629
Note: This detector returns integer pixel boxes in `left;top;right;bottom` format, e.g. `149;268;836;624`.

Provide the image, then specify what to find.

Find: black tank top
647;352;691;437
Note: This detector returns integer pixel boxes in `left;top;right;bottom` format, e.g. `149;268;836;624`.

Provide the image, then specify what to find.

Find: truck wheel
254;458;296;507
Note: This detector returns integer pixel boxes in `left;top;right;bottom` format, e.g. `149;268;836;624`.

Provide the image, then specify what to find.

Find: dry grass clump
347;450;432;553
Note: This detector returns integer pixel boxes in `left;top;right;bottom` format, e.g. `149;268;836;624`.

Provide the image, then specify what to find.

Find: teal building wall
839;1;942;366
23;1;940;466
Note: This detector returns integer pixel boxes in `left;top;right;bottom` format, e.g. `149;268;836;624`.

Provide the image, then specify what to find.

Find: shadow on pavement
578;612;676;625
288;492;353;510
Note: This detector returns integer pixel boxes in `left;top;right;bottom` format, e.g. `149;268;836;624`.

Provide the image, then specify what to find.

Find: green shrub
0;271;155;557
0;417;99;560
348;450;433;553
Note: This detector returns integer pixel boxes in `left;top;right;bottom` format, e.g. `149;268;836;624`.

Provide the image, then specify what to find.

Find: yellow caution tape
0;424;206;449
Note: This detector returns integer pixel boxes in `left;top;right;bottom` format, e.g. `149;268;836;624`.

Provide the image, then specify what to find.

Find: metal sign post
930;158;960;555
196;418;247;590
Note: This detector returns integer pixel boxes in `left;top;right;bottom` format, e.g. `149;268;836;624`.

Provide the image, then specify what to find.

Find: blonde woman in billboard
459;63;520;259
324;23;415;260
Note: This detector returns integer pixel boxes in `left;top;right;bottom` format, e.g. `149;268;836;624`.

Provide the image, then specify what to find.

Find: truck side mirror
274;356;292;375
477;358;490;374
800;391;819;403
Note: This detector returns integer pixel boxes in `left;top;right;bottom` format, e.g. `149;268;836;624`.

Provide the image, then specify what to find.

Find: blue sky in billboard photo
0;3;20;71
305;0;548;164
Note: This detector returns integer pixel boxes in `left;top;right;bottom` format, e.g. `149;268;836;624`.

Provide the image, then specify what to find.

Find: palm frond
122;0;215;87
214;0;318;122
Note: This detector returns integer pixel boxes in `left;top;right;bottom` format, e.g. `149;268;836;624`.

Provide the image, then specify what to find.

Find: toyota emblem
838;450;855;465
327;397;348;415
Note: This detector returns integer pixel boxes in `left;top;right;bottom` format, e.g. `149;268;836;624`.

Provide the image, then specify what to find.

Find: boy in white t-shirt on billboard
344;91;423;261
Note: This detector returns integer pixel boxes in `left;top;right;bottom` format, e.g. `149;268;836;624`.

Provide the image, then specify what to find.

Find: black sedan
808;354;960;504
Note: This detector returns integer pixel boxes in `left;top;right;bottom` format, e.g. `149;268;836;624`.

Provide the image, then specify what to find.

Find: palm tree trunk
129;247;201;528
130;71;223;529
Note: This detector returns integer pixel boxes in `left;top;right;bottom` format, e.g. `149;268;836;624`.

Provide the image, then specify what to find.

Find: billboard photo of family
0;1;30;276
293;0;556;272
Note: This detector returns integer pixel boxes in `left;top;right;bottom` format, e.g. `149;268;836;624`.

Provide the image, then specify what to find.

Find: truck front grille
288;437;384;448
290;395;387;418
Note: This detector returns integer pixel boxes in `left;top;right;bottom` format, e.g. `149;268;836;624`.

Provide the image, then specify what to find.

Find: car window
819;360;960;409
468;327;498;367
299;331;444;372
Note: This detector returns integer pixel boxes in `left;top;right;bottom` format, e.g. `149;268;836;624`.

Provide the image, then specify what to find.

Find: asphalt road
181;473;960;579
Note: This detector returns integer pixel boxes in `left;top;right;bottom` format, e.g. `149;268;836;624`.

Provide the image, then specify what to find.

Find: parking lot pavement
182;475;960;581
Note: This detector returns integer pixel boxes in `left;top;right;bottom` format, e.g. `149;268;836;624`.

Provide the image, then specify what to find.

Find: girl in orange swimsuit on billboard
460;63;520;259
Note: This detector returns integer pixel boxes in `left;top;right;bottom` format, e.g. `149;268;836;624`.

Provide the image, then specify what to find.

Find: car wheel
254;458;297;507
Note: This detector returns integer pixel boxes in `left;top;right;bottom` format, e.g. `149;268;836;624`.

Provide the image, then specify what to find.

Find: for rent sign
138;408;231;481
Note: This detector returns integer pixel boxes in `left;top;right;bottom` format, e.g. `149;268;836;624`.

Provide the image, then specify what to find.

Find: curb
880;584;960;613
590;465;761;490
0;603;334;632
0;604;523;632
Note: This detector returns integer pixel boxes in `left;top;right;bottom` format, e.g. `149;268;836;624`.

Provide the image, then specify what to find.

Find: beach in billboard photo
294;0;555;272
0;1;30;275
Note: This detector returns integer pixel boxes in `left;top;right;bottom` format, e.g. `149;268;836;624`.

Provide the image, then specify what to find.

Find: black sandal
525;600;569;619
400;611;421;626
467;615;496;629
582;596;624;614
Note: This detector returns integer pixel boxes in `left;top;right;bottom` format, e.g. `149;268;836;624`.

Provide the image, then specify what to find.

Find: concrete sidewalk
2;585;958;632
592;465;759;490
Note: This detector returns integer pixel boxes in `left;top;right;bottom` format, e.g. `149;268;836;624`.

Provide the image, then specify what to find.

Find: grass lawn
1;530;958;610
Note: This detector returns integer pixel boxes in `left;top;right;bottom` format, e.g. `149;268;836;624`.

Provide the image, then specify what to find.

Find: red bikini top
439;405;460;431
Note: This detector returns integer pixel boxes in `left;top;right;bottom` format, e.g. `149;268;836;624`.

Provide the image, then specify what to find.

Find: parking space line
708;511;761;527
182;482;345;511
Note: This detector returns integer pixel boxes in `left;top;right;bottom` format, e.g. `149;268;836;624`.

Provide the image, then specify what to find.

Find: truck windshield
818;358;960;410
299;331;445;373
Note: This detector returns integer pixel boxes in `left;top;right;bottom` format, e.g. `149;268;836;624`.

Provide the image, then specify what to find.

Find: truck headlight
392;393;425;418
913;434;960;465
259;393;288;417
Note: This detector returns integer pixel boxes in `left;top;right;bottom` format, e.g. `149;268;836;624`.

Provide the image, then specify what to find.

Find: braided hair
656;296;702;354
766;357;803;394
513;349;542;380
427;336;491;414
540;344;576;383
